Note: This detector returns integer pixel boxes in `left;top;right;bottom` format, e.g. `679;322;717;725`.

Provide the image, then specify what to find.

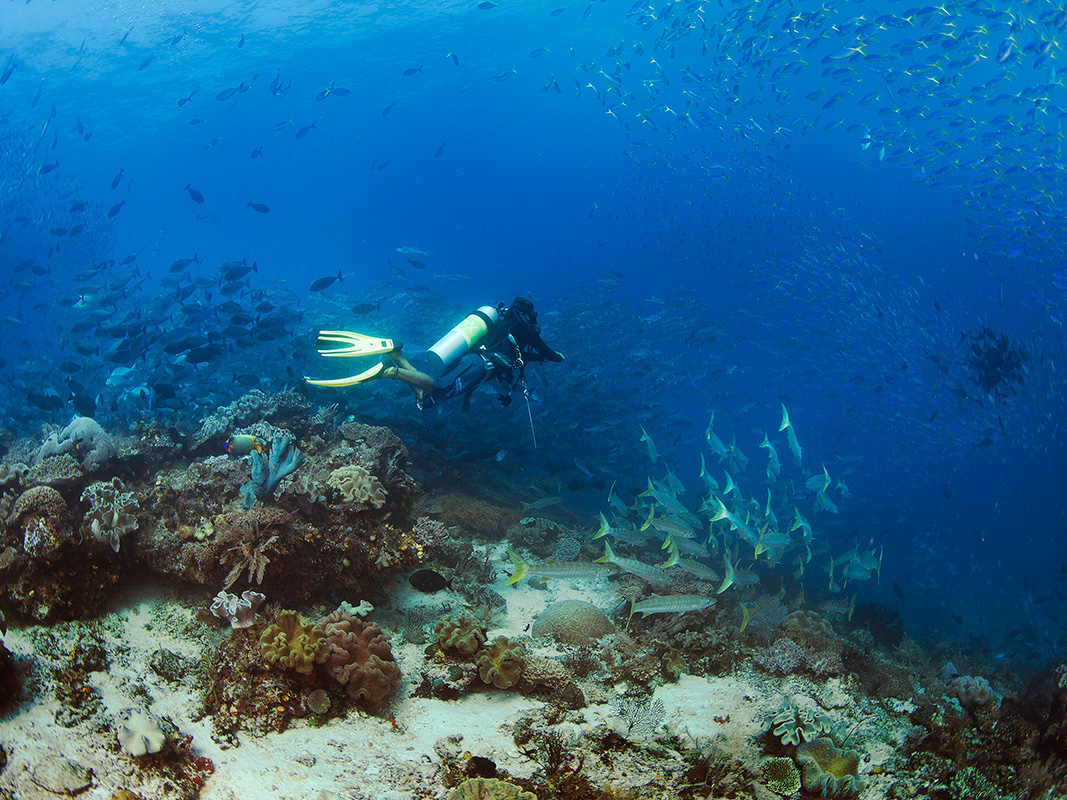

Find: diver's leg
383;357;432;401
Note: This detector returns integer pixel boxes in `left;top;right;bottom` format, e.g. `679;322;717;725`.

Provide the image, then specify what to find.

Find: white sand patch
0;586;548;800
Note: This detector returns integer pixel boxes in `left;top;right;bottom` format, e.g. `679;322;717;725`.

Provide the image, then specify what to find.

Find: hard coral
260;611;324;674
327;464;387;508
476;636;525;689
436;615;488;656
314;610;400;710
951;675;1002;708
7;484;68;526
795;737;864;798
761;755;801;795
36;416;116;473
532;600;615;646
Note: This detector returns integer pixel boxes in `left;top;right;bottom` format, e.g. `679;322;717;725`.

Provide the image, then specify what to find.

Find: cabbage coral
795;737;864;798
260;611;324;674
327;464;386;508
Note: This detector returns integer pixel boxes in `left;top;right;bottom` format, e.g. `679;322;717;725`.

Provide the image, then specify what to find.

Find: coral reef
240;435;304;508
82;478;140;552
476;636;525;689
0;483;121;620
436;615;489;656
760;755;801;795
795;737;864;797
260;611;324;674
951;674;1002;708
192;390;312;451
327;464;387;508
209;589;266;629
766;702;835;747
531;600;615;646
36;416;117;473
314;609;401;710
447;777;536;800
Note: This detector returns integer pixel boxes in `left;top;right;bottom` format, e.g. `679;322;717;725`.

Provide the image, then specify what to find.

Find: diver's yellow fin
315;331;397;357
304;361;387;388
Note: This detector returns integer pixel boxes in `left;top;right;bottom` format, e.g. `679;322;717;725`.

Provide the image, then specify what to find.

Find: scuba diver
305;297;564;413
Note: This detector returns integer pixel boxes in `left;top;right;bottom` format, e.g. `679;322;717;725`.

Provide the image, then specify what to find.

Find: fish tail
505;549;527;585
593;512;610;539
739;603;750;632
594;540;615;564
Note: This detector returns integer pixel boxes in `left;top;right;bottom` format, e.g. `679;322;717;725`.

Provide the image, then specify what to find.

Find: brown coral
436;615;488;656
314;610;401;710
260;611;324;674
327;465;387;508
8;485;68;526
476;637;525;689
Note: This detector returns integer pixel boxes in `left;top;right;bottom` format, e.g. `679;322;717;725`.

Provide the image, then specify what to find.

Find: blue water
2;0;1066;665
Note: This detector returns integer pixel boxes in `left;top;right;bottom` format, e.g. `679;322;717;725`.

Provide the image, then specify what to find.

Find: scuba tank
426;305;501;373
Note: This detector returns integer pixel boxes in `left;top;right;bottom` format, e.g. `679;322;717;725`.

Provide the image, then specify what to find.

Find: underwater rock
327;464;387;508
260;611;324;674
337;422;416;498
36;416;116;473
29;756;93;795
314;609;401;711
531;599;614;646
795;737;865;798
476;636;524;689
192;389;312;451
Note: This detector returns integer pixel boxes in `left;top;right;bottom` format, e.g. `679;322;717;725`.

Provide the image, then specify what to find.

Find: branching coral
81;478;139;552
476;636;524;689
327;464;387;508
260;611;324;674
314;609;400;709
240;435;304;508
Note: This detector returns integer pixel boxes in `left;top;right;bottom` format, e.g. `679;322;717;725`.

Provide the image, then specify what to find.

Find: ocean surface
2;0;1067;712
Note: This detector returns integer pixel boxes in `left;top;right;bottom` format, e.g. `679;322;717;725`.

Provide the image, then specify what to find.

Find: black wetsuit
423;306;563;409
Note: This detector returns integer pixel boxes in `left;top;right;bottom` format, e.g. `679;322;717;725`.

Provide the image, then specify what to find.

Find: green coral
327;464;386;508
260;611;324;674
761;756;801;795
447;778;536;800
476;636;524;689
435;615;487;656
795;737;864;798
768;703;835;746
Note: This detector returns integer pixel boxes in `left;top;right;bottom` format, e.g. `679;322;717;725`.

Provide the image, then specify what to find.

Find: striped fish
628;594;716;625
595;540;671;586
506;549;615;585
